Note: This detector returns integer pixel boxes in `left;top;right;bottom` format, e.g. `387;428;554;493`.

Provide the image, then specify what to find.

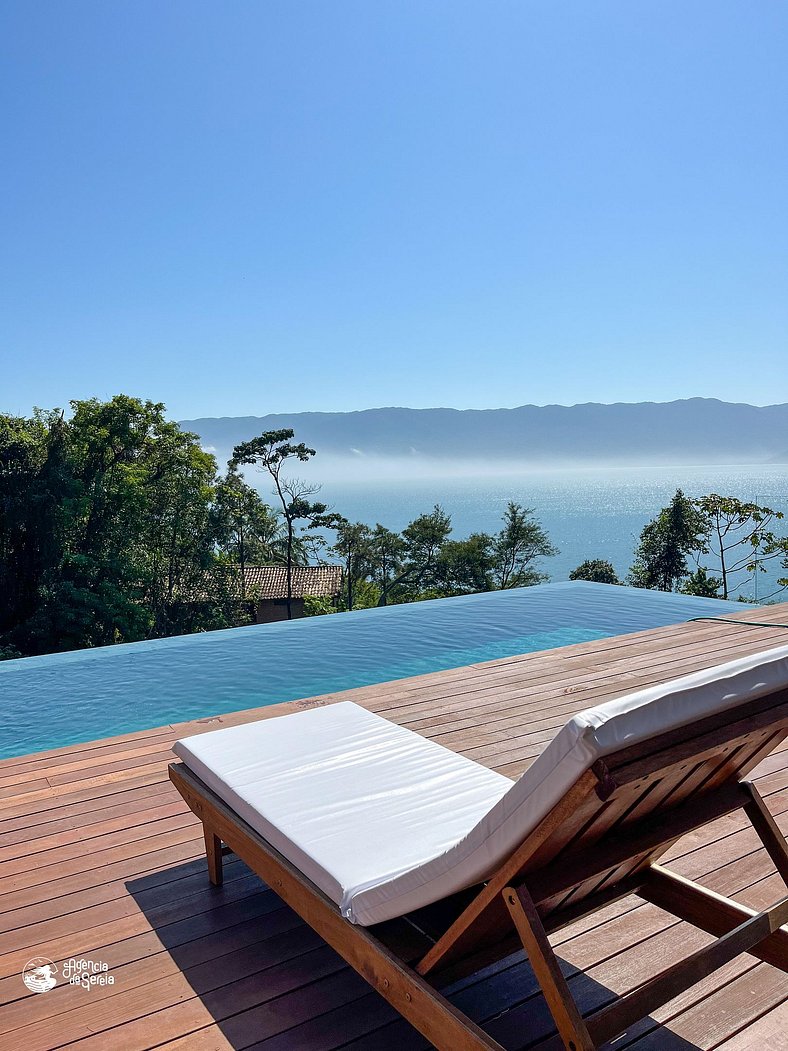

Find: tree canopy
628;489;785;600
4;398;785;661
569;559;620;585
1;397;226;653
629;489;708;593
1;396;568;655
328;502;557;608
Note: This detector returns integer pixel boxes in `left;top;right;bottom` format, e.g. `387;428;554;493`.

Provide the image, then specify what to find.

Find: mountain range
181;399;788;470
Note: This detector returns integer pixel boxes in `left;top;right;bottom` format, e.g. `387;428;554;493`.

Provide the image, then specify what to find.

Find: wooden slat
587;892;788;1045
640;864;788;970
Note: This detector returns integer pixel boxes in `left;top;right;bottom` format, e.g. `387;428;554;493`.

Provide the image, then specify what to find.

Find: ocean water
318;464;788;601
0;582;741;759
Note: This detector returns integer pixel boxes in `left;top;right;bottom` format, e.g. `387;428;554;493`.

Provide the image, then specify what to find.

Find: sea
309;463;788;603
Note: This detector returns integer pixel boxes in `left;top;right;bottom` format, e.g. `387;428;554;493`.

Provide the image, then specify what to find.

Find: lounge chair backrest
413;644;788;979
491;640;788;871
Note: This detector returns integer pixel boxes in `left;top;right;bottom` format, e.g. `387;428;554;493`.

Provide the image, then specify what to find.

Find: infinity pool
0;581;741;759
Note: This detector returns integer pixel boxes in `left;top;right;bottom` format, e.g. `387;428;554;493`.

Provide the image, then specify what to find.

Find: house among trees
241;565;342;622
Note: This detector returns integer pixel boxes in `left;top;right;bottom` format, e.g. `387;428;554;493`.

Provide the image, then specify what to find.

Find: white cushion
174;642;788;926
173;701;513;919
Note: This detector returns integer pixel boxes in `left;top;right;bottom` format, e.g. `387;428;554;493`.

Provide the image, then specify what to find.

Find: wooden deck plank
713;998;788;1049
1;605;787;1049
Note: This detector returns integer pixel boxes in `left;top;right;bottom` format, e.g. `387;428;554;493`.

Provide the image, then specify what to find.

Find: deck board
1;603;788;1049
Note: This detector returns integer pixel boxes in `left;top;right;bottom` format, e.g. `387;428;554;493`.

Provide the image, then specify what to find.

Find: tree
331;519;373;610
212;468;292;598
691;494;783;601
569;559;620;584
628;489;707;593
367;525;406;606
435;533;495;595
0;396;222;654
628;490;784;600
376;506;452;605
681;566;723;598
138;416;219;635
0;410;65;640
230;429;335;619
492;502;556;589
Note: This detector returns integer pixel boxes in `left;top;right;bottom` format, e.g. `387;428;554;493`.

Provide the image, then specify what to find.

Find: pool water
0;581;741;759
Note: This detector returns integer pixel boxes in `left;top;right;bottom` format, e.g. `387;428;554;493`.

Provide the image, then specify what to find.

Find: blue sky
1;2;786;419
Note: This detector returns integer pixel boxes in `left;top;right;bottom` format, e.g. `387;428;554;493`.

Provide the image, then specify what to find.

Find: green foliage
492;502;557;589
0;412;63;641
693;494;783;600
212;468;297;590
374;506;452;605
367;524;406;606
365;503;555;604
0;396;247;655
629;490;707;593
435;534;495;595
569;559;620;585
303;594;338;617
778;536;788;593
331;503;556;607
628;490;785;600
331;520;374;610
345;578;381;609
0;399;565;653
680;566;722;598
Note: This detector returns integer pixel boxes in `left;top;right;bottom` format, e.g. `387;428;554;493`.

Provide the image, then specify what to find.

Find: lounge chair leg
741;781;788;884
503;884;595;1051
204;826;223;885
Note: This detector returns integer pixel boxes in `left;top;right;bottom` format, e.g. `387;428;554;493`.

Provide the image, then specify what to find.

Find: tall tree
492;502;556;589
0;410;67;640
692;494;784;601
628;489;707;593
1;397;223;655
629;490;784;599
230;429;333;619
376;506;452;605
331;519;373;611
367;524;406;606
212;468;292;597
435;533;495;595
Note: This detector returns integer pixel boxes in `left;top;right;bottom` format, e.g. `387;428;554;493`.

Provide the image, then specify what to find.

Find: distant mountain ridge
181;399;788;468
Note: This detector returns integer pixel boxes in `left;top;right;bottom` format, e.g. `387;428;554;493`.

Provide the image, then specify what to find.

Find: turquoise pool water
0;581;741;759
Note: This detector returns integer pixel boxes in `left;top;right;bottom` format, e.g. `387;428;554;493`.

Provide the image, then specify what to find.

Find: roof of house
242;565;342;600
181;564;342;603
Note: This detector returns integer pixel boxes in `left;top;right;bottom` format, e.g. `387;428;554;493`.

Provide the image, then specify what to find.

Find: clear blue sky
1;2;786;419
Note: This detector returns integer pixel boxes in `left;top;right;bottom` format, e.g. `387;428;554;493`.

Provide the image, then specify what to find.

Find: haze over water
310;463;788;602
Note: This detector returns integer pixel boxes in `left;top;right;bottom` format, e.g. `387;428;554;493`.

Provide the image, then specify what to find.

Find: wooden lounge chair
169;645;788;1051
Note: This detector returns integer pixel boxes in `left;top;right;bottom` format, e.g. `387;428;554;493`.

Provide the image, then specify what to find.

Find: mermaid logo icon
22;957;58;993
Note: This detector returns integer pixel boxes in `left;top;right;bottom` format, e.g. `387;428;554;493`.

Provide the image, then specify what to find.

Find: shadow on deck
125;856;702;1050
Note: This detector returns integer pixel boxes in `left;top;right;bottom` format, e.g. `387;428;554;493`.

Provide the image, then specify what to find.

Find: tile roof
240;564;342;600
181;564;342;603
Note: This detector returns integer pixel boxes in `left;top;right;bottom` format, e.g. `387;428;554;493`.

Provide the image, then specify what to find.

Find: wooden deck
2;603;788;1050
